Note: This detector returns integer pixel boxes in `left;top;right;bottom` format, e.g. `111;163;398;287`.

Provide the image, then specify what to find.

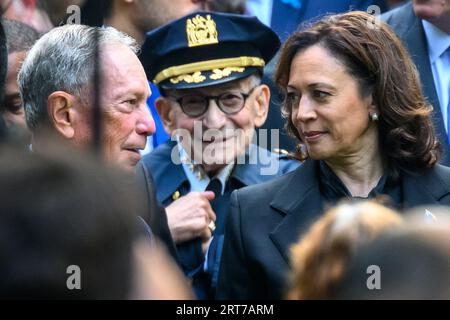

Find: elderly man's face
73;44;155;171
159;76;268;174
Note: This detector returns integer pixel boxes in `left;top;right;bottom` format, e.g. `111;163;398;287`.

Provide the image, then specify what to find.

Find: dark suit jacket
135;162;179;263
139;139;300;298
382;2;450;166
216;160;450;299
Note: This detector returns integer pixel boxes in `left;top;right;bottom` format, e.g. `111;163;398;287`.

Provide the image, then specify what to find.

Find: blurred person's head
413;0;450;33
1;19;39;136
287;201;403;300
275;11;440;177
18;24;155;172
334;212;450;299
0;0;52;32
104;0;206;44
141;12;278;175
413;0;450;17
205;0;246;14
0;142;141;299
0;141;194;299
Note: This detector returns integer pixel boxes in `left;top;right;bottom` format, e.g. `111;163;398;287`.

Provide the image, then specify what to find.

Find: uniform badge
186;14;219;47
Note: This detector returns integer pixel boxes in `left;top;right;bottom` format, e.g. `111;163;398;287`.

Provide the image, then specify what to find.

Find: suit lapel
402;165;450;209
267;163;450;266
268;160;324;265
398;4;449;165
147;140;189;204
401;9;440;110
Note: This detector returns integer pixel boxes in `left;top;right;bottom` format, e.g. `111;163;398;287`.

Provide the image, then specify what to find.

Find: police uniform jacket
139;139;300;298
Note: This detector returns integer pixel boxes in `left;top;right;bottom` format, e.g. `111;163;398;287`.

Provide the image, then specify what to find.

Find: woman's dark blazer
216;159;450;299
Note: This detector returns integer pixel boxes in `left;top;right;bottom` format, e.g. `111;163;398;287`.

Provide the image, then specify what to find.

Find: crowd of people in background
0;0;449;300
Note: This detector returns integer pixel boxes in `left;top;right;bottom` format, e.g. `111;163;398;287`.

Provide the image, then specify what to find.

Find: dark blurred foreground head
0;141;142;299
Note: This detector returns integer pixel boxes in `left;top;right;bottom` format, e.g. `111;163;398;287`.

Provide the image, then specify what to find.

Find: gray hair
18;24;139;131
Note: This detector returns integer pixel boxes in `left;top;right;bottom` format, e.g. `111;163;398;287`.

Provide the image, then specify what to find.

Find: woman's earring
370;113;379;121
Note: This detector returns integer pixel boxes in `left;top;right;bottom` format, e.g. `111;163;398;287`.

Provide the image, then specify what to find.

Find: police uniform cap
140;11;280;90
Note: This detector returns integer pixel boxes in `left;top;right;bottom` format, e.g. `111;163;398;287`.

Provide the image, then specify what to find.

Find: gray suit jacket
382;2;450;166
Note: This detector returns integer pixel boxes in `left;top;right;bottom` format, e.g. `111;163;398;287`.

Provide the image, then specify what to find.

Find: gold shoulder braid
186;14;219;47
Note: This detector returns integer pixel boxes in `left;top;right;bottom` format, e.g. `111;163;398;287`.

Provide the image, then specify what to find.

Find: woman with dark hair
216;11;450;299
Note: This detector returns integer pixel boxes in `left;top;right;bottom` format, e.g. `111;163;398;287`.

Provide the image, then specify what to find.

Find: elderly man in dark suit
382;0;450;166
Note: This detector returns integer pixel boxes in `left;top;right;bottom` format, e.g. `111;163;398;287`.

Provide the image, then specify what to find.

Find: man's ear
47;91;77;139
155;97;176;135
252;84;270;128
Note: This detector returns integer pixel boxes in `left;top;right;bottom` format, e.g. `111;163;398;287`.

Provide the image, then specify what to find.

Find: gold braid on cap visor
153;56;265;85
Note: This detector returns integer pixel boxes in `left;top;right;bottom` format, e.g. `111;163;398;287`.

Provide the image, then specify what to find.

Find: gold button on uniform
172;190;180;201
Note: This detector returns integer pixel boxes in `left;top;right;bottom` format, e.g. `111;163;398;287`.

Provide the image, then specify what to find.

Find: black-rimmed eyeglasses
167;86;258;118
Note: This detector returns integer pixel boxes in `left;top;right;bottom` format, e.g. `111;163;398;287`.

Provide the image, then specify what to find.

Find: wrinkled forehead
99;42;139;63
81;45;150;101
99;44;147;81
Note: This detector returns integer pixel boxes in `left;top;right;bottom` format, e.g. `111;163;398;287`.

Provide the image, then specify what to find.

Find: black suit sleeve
135;162;179;263
216;190;257;299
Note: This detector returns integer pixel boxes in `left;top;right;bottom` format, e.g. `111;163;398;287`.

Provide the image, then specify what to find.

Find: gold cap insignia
186;14;219;47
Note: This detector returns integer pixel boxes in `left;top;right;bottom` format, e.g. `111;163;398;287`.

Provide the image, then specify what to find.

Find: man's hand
165;191;216;246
